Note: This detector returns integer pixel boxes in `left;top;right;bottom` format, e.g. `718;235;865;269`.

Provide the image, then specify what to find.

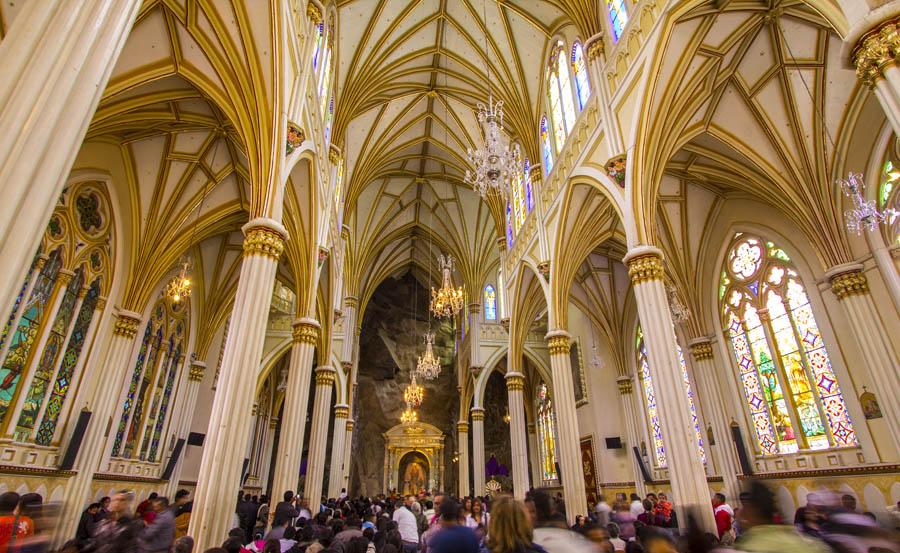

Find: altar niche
383;421;445;495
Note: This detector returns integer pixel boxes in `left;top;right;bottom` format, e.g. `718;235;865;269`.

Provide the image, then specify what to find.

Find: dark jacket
76;510;95;544
238;500;258;528
273;501;299;525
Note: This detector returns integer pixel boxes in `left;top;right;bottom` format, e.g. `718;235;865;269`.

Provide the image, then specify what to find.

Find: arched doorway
398;451;429;495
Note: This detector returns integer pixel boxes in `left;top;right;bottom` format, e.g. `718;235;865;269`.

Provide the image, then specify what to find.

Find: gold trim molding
315;366;336;386
690;341;713;361
625;253;664;284
547;335;570;355
470;408;485;421
830;270;869;300
188;362;206;382
0;464;76;478
506;373;525;392
616;376;633;395
293;319;320;344
457;421;469;433
243;226;286;260
113;313;141;338
306;3;322;24
852;18;900;88
334;405;350;419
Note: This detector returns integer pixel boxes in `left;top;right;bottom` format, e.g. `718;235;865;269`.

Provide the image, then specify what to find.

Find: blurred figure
839;495;857;513
606;523;626;552
76;503;101;547
485;495;547;553
629;494;643;518
140;496;174;553
426;500;479;553
0;491;34;551
173;535;194;553
636;500;654;527
822;511;899;553
611;501;636;541
89;490;142;553
529;490;597;553
712;493;735;545
595;496;612;527
735;481;828;553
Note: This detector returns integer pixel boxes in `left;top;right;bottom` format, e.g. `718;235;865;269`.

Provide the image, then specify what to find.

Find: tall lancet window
607;0;629;42
635;325;705;468
484;285;497;321
112;295;190;462
546;41;577;152
540;116;554;174
0;182;112;444
720;233;856;454
536;382;558;482
571;42;591;110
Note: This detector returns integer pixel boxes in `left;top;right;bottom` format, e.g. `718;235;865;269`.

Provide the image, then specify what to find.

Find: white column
616;376;647;497
852;20;900;136
0;0;142;323
545;330;588;523
55;309;142;546
826;264;900;452
624;246;716;533
468;303;482;370
259;417;279;494
506;372;529;499
527;423;541;488
327;404;350;498
164;359;206;497
470;407;486;496
269;319;318;505
457;421;470;497
303;365;336;505
341;419;354;493
189;219;287;549
687;340;740;500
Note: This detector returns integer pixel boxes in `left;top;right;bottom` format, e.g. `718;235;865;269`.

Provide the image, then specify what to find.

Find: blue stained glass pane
112;324;158;456
541;117;554;174
607;0;629;41
484;286;497;321
148;343;181;461
0;253;40;352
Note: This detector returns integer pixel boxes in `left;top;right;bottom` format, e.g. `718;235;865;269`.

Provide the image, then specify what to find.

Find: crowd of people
0;481;897;553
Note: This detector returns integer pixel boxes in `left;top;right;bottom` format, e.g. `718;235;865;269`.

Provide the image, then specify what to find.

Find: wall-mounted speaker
161;438;185;481
59;409;92;471
605;437;623;449
554;461;562;486
187;432;205;446
730;423;754;475
632;446;652;483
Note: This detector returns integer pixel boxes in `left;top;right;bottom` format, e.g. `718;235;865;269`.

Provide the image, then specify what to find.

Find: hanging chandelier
431;254;464;318
400;407;418;425
404;376;425;409
464;94;521;199
416;331;442;380
838;172;898;234
165;260;192;304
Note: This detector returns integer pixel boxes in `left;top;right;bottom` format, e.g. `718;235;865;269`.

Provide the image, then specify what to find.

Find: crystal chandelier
165;260;192;304
838;173;899;234
431;254;464;318
416;331;442;380
404;376;424;409
465;94;521;199
400;407;418;425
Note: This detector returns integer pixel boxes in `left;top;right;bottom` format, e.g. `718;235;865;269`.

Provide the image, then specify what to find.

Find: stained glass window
536;383;558;481
484;285;497;321
540;117;554;174
312;22;324;72
324;96;334;144
721;233;856;455
546;42;577;156
318;20;334;114
0;254;40;353
607;0;629;42
524;159;534;213
571;43;591;110
635;325;705;468
879;157;900;244
0;248;63;423
14;268;85;441
113;297;189;461
35;279;101;445
511;150;526;233
506;203;514;247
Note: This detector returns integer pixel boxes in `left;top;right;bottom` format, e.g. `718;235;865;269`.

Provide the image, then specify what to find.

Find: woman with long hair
486;496;547;553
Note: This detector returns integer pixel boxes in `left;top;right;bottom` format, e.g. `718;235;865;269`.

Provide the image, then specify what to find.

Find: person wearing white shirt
392;495;419;552
629;493;643;518
594;495;611;526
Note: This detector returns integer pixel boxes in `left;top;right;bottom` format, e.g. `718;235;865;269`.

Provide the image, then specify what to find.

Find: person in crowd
735;480;829;553
267;517;291;541
140;496;175;553
392;496;419;553
174;490;191;515
173;536;194;553
0;492;33;553
89;490;142;553
529;490;597;553
606;523;626;552
297;498;312;522
629;495;643;519
136;493;158;520
75;503;101;547
429;494;445;527
422;500;435;525
96;497;111;522
712;492;735;545
273;492;299;527
611;501;637;541
485;495;548;553
571;515;589;534
332;515;363;552
410;501;428;537
175;502;193;539
219;536;243;553
652;494;675;530
595;496;612;527
465;498;489;535
839;494;858;514
637;500;654;527
238;494;259;542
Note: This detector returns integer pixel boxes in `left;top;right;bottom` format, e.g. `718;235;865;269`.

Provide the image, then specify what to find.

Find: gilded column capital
306;2;322;23
457;421;469;433
292;317;320;344
496;237;507;251
251;402;260;416
346;420;355;431
113;310;142;338
242;218;287;260
468;303;481;314
188;360;207;382
526;422;536;433
757;307;771;322
585;37;604;62
344;296;359;309
314;365;336;386
77;285;90;299
470;407;485;421
505;371;525;392
825;263;869;300
623;246;665;284
328;144;342;165
851;17;900;88
616;375;633;395
35;255;49;270
334;404;350;419
95;297;107;311
545;330;571;355
57;269;75;286
689;339;714;361
269;417;280;430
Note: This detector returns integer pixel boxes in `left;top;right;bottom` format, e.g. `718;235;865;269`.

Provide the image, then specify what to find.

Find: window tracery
536;382;558;482
879;155;900;244
720;233;856;455
571;42;591;110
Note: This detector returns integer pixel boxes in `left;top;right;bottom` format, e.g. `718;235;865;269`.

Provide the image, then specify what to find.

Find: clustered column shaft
506;372;529;499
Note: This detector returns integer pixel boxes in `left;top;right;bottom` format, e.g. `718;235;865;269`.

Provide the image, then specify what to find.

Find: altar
383;422;445;495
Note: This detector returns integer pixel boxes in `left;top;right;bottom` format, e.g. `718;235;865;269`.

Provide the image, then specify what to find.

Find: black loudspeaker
187;432;205;446
632;446;652;483
730;422;754;475
605;437;623;449
554;461;562;485
161;438;185;481
241;458;250;486
59;409;92;471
